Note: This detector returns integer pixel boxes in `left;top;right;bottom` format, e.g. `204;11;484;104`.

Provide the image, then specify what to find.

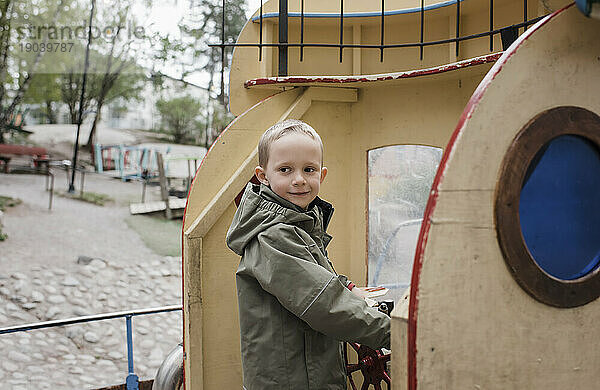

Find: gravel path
0;172;184;389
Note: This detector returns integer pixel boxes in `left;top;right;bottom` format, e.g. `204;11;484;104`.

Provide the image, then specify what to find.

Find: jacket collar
256;184;334;230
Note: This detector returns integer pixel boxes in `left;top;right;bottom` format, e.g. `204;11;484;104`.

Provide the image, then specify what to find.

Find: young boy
226;119;390;389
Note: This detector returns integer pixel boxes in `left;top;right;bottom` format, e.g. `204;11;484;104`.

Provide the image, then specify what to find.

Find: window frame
495;106;600;308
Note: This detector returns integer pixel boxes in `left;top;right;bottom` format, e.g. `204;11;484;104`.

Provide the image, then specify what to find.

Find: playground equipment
397;4;600;389
178;0;599;389
95;144;162;180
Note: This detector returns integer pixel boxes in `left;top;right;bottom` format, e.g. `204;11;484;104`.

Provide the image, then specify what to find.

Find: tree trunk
70;106;78;124
86;100;103;152
45;100;57;124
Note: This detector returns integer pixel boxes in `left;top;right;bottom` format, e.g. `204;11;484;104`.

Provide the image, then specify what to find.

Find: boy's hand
350;287;388;307
350;287;370;299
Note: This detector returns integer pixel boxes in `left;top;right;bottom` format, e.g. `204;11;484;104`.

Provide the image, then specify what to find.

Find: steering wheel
344;342;391;390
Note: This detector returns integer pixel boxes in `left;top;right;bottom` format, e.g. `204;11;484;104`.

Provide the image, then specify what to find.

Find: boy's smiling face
255;133;327;209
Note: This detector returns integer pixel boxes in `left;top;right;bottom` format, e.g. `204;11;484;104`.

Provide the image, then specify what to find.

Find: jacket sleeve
249;224;390;349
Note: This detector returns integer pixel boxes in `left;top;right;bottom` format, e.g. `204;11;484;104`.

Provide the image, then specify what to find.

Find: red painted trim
0;144;47;156
406;4;574;390
180;90;281;389
245;53;502;88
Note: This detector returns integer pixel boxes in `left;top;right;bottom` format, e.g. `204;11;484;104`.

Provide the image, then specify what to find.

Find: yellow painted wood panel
183;236;203;390
201;204;243;389
300;101;355;279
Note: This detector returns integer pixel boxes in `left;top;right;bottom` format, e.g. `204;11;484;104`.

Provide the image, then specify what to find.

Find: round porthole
496;106;600;307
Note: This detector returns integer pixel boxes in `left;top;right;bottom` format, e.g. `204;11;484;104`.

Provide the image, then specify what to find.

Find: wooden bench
0;144;49;173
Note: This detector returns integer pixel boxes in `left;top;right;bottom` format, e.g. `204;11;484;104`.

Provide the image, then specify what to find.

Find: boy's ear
255;166;269;185
320;166;328;183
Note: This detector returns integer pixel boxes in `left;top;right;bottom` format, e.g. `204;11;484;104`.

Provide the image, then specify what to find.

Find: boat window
367;145;442;303
495;106;600;307
520;135;600;280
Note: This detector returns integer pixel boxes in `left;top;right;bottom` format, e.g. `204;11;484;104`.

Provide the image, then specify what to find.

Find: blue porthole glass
519;135;600;280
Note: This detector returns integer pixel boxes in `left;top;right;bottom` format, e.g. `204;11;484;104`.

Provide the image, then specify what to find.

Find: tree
156;95;202;144
82;0;153;150
177;0;248;105
0;0;70;141
23;73;62;123
60;68;95;124
204;97;234;147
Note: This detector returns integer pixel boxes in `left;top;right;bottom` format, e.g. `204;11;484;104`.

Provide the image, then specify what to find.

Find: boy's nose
292;173;306;185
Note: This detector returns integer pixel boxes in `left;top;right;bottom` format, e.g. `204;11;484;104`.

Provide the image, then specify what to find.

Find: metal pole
339;0;344;62
420;0;424;60
380;0;384;62
490;0;494;51
125;315;139;390
69;0;95;193
259;0;263;60
278;0;288;76
300;0;304;61
523;0;528;31
220;0;226;106
48;173;54;210
456;0;461;57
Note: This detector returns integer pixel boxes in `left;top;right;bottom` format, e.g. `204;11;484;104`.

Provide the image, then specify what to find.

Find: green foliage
23;73;62;123
0;0;81;140
0;195;22;211
156;0;247;103
59;191;113;206
211;101;235;130
78;191;113;206
156;95;203;144
125;215;181;257
0;194;21;241
0;0;152;142
2;0;246;144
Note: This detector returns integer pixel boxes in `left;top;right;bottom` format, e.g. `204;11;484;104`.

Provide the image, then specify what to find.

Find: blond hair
258;119;323;167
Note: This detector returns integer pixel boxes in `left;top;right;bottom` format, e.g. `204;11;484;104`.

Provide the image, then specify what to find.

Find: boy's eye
279;167;290;173
304;167;316;173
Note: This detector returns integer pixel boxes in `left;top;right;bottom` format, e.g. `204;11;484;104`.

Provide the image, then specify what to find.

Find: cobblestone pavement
0;173;183;389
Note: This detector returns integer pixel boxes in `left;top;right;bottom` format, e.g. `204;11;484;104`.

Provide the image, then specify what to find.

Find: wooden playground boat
175;0;600;389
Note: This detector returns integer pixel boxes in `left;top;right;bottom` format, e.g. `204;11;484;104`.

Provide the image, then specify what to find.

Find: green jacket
226;184;390;390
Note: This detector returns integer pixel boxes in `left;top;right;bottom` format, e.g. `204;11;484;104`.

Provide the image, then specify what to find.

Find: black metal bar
300;0;304;61
500;26;519;50
489;0;493;51
278;0;288;76
380;0;384;62
209;15;546;50
523;0;527;31
48;171;54;210
339;0;343;63
259;0;263;61
220;0;225;104
420;0;424;60
69;0;95;193
0;305;182;335
456;0;460;57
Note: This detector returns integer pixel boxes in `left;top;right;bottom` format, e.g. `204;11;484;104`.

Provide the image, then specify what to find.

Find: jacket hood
226;183;334;255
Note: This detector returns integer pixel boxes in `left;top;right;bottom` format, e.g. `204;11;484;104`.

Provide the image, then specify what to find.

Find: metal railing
0;304;182;390
211;0;548;76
